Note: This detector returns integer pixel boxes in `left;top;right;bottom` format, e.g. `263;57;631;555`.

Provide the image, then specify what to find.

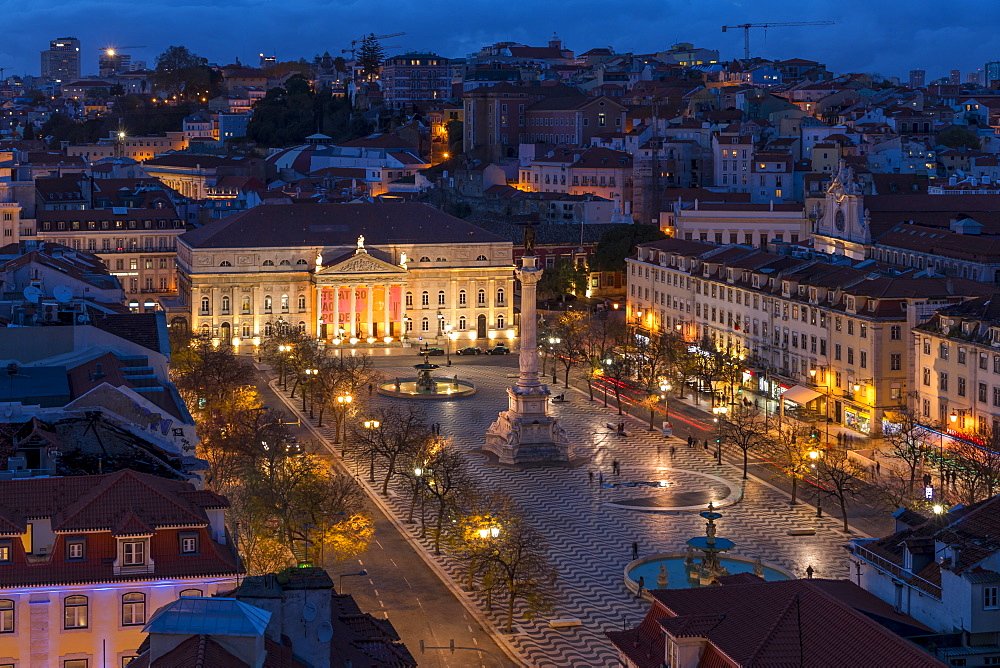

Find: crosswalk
288;365;855;667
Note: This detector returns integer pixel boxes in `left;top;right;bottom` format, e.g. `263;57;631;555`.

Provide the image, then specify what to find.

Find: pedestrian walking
670;445;677;457
588;470;594;485
636;575;645;599
632;541;639;559
687;435;694;448
598;471;604;486
367;383;373;396
875;461;881;476
612;459;620;475
703;439;709;450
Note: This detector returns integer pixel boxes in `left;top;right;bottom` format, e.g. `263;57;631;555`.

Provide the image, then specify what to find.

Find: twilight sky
5;0;999;82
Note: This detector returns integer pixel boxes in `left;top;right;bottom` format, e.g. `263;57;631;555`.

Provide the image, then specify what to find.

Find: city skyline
3;0;1000;81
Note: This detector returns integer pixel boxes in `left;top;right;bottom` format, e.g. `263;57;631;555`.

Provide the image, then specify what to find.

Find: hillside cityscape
1;25;1000;668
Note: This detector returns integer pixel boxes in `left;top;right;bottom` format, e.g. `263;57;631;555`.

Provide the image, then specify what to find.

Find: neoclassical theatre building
174;202;516;345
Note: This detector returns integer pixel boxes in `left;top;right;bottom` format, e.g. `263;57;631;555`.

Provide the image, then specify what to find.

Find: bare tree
486;514;559;633
423;444;469;555
882;406;934;499
951;432;1000;505
764;425;814;505
350;404;432;496
721;405;769;479
815;448;869;532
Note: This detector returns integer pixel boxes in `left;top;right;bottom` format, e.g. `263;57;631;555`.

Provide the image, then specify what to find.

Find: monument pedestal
483;253;570;466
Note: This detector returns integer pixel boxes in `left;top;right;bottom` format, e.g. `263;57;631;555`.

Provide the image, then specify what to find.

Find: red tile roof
608;579;943;668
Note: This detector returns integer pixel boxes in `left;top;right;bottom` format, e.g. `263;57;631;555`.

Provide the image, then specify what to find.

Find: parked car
420;347;445;356
456;346;482;355
488;345;511;355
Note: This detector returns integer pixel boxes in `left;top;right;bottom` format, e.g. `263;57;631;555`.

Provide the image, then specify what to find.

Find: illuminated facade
0;470;239;668
175;202;516;347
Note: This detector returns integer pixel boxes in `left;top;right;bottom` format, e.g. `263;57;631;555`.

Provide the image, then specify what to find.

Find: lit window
64;595;88;629
0;599;12;633
121;592;145;626
123;541;145;566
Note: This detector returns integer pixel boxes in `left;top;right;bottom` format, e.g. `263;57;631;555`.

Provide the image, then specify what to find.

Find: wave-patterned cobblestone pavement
295;365;854;667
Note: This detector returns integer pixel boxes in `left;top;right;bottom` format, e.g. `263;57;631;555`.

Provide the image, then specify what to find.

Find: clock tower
813;160;871;259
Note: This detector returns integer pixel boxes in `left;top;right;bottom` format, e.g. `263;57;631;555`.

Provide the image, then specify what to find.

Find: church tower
813;160;871;259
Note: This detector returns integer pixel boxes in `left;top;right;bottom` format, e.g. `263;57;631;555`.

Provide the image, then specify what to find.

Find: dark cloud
4;0;1000;81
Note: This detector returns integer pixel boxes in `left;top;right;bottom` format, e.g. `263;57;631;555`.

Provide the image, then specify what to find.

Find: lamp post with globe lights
712;405;728;465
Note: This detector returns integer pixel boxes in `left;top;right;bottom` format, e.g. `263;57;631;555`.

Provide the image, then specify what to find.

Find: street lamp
548;337;561;382
304;368;319;416
808;449;822;516
712;405;728;465
335;393;353;448
660;382;672;434
338;569;368;593
278;344;293;389
809;367;830;446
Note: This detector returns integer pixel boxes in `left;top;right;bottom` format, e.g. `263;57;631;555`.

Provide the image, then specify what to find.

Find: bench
548;618;583;629
787;527;816;536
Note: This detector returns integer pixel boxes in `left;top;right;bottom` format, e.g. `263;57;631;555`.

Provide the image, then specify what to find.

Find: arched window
0;599;12;633
405;292;413;307
200;324;210;338
298;295;306;310
419;256;430;262
64;595;88;629
122;592;145;626
279;259;291;266
221;296;230;313
280;295;289;311
458;316;467;330
242;323;251;337
262;260;275;266
405;319;413;332
477;289;486;305
296;259;308;265
496;287;505;305
476;255;488;261
179;589;203;598
497;314;506;329
421;317;429;331
200;296;210;314
241;297;250;313
298;321;306;333
459;290;467;305
421;291;429;307
264;295;272;312
438;290;446;306
264;322;273;336
220;260;232;267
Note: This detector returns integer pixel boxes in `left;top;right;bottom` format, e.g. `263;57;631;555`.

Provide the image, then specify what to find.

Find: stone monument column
484;252;570;465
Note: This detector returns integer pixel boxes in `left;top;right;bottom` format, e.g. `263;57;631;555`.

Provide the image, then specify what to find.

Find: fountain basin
624;553;793;597
378;378;477;399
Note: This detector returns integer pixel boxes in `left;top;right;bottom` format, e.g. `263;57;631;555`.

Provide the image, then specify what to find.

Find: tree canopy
936;125;980;150
590;224;667;272
247;75;372;147
358;34;385;81
153;45;220;100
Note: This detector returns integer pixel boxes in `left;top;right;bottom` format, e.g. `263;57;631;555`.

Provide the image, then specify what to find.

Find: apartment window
923;368;931;386
847;320;854;335
123;540;145;566
64;595;88;629
985;586;999;610
923;338;931;355
980;383;988;403
959;348;967;365
847;348;855;365
0;539;10;563
180;589;203;597
958;377;967;397
179;532;199;554
65;660;88;668
940;343;949;360
891;325;902;340
982;354;989;371
923;398;931;417
995;355;1000;374
940;372;949;392
0;599;12;633
859;323;867;338
122;592;146;625
860;351;867;368
67;538;86;560
835;317;842;332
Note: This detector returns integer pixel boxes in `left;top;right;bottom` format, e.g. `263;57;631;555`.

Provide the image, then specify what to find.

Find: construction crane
342;32;406;58
721;22;834;60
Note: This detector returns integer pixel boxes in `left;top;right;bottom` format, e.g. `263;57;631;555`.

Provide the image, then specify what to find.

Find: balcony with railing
851;540;942;600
